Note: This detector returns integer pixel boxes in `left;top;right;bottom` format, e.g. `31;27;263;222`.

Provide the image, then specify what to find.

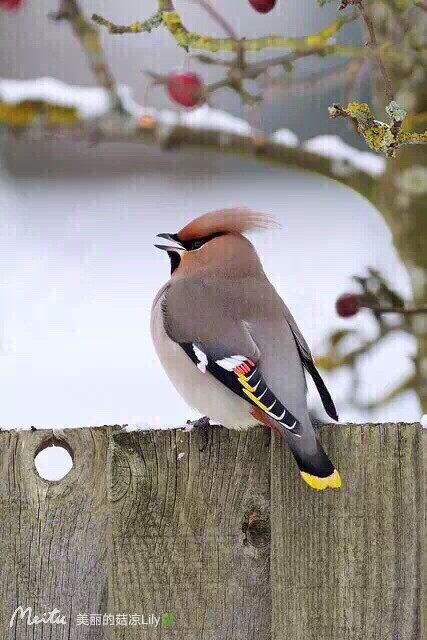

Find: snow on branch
0;77;382;200
49;0;123;112
303;135;385;176
0;77;119;119
87;0;426;159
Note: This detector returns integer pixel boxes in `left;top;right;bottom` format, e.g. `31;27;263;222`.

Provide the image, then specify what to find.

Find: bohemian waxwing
151;208;341;490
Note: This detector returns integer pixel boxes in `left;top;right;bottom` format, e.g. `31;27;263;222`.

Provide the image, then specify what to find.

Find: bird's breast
150;291;258;429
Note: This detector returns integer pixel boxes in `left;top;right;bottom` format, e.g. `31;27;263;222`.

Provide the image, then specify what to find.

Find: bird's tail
289;438;341;490
250;407;341;490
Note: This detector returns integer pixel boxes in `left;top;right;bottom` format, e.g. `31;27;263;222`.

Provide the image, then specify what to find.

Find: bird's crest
177;208;279;241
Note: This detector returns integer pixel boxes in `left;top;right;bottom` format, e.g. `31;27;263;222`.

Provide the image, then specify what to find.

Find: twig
339;0;393;102
320;268;424;411
51;0;123;112
267;59;365;96
91;10;163;35
357;0;393;101
188;0;238;40
190;54;234;67
147;48;317;103
93;1;361;56
174;49;354;101
365;304;427;314
189;0;248;97
317;325;399;370
329;101;426;157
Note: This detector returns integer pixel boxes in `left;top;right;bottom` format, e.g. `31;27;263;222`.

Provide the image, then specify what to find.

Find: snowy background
0;154;418;431
0;0;420;442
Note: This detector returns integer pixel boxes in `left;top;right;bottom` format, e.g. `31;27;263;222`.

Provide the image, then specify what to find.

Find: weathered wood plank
109;426;272;640
0;427;112;639
271;422;425;640
0;422;423;639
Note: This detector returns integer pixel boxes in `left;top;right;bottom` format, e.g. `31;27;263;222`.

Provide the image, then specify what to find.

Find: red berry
336;293;361;318
0;0;23;10
167;71;204;108
249;0;277;13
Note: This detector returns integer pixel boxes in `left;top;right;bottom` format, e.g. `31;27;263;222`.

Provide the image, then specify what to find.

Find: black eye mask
180;232;224;251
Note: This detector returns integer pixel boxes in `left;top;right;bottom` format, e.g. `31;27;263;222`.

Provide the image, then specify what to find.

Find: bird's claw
186;416;212;452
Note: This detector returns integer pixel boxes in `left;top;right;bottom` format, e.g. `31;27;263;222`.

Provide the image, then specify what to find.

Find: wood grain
271;422;425;640
0;423;423;639
0;427;112;639
109;426;271;640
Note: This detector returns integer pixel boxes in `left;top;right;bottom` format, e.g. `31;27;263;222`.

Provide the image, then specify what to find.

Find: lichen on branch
91;10;163;35
0;100;78;127
161;9;359;53
329;101;427;157
92;2;362;56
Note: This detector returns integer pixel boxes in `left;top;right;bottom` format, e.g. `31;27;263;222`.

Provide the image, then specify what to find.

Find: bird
151;208;341;490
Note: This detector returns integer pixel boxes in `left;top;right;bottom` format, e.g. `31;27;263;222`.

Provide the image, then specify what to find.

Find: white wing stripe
216;355;247;371
280;419;297;431
193;344;208;373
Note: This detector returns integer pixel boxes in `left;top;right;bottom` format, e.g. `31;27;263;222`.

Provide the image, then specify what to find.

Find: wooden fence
0;423;424;639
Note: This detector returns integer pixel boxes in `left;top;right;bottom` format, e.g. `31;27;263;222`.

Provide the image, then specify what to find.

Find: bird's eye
192;239;204;250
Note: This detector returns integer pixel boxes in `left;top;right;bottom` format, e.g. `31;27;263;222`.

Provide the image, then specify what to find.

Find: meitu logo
9;606;66;627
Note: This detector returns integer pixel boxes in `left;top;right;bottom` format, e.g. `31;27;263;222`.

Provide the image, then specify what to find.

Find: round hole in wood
34;437;74;481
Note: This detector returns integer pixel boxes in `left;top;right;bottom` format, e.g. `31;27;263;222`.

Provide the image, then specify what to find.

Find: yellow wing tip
300;469;342;490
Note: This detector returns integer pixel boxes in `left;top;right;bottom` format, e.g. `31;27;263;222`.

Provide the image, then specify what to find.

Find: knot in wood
242;510;271;549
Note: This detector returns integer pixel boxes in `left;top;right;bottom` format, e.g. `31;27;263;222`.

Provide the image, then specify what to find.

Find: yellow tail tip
300;469;342;490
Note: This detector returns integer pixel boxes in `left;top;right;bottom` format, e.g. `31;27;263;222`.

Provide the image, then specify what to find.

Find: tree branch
267;59;366;95
366;304;427;314
91;10;163;35
189;0;238;41
92;1;364;56
51;0;124;112
0;80;380;209
90;0;402;159
160;3;359;53
339;0;394;102
316;325;399;371
329;101;427;157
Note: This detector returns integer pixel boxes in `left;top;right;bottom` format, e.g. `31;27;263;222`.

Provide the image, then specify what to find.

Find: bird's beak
154;233;185;252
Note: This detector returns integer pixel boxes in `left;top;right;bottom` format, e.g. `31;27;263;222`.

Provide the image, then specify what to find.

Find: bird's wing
180;340;303;437
161;279;304;438
282;305;339;422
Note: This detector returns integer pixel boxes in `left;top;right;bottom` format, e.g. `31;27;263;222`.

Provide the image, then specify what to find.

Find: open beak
154;233;185;253
154;233;185;252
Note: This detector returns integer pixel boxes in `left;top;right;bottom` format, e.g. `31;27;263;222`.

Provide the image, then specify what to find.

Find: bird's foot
186;416;214;452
